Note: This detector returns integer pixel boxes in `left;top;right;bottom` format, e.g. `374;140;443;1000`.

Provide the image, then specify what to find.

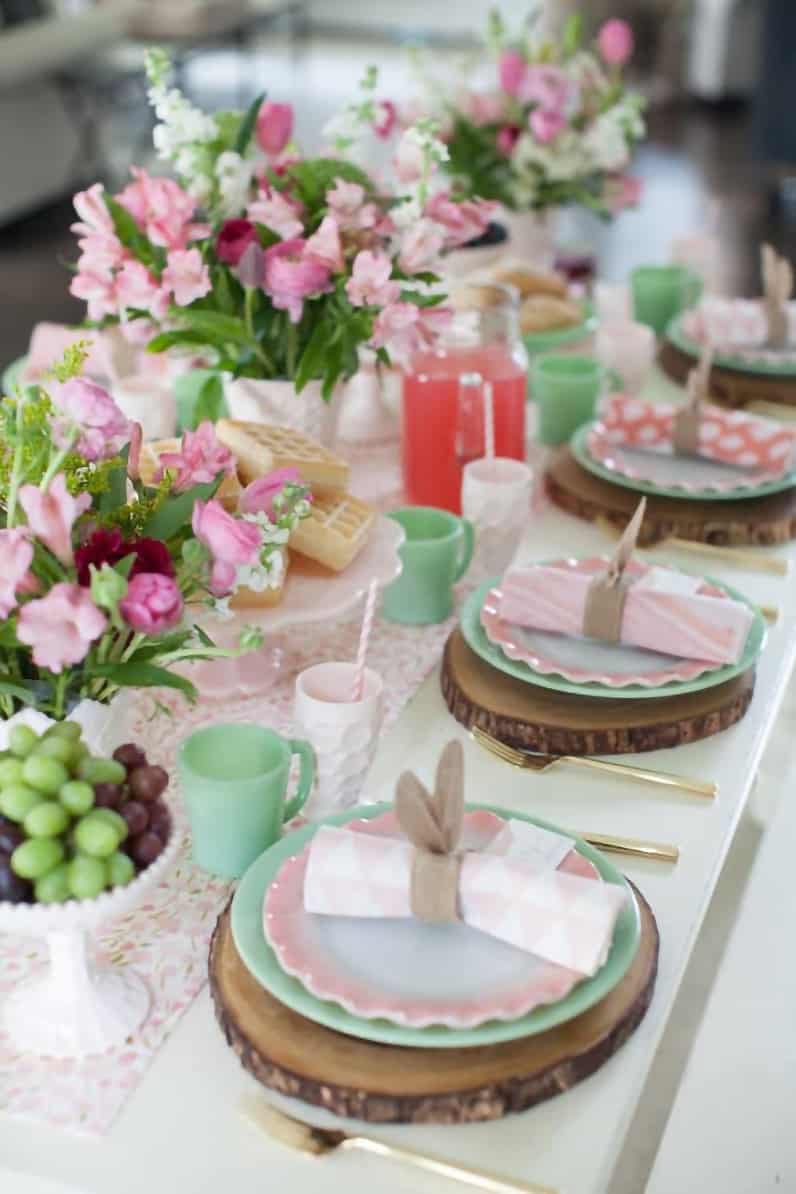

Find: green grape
59;780;95;816
74;813;122;858
22;755;69;796
32;736;75;766
78;757;127;786
67;854;107;901
24;800;70;838
8;724;38;758
91;808;128;842
0;758;25;787
34;863;71;904
0;783;43;823
107;851;135;888
11;837;65;879
45;721;82;742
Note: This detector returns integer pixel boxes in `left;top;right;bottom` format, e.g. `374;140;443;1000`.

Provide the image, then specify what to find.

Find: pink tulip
346;250;400;307
424;192;495;248
499;50;527;97
497;125;521;157
372;100;397;140
115;260;170;320
161;248;212;308
248;187;304;240
192;499;263;596
262;238;331;323
157;421;236;492
116;167;202;251
0;529;35;619
120;572;183;634
216;218;258;266
598;19;634;66
399;218;446;274
49;379;130;462
305;214;344;272
240;468;304;519
19;474;91;565
530;107;566;144
17;583;107;674
392;131;426;183
256;101;294;157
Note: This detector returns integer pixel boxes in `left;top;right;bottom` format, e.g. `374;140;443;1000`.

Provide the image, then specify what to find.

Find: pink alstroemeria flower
120;573;183;635
425;192;495;248
17;583;107;674
459;91;504;127
262;238;331;323
19;474;91;565
530;107;567;144
69;269;119;322
256;101;294;157
371;302;452;358
346;250;400;307
392;131;426;183
399;219;446;274
49;379;130;462
192;499;263;597
0;529;36;619
240;467;304;519
247;188;304;240
115;260;170;320
157;421;236;492
161;248;212;307
116;167;204;250
305;214;344;272
598;19;634;66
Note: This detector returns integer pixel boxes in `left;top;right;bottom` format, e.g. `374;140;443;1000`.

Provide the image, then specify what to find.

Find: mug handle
282;739;315;822
454;518;475;581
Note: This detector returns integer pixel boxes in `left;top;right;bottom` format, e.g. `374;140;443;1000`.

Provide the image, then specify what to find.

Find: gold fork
472;725;716;798
596;515;789;576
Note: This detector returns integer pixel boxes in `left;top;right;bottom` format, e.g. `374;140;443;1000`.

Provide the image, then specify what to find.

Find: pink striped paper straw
351;579;379;701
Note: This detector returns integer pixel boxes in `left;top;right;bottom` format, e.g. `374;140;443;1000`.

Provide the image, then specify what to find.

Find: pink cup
595;320;656;396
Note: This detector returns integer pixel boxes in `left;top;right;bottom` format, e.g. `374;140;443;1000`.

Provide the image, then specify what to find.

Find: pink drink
402;343;527;513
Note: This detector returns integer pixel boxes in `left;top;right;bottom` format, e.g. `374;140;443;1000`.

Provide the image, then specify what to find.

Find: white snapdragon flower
583;111;630;173
215;151;255;218
390;196;423;230
236;547;286;593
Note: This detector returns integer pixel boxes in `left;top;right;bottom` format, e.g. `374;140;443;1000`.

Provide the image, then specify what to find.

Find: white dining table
1;497;795;1194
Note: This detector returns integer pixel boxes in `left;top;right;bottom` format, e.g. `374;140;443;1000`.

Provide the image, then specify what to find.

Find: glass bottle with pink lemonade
402;283;529;513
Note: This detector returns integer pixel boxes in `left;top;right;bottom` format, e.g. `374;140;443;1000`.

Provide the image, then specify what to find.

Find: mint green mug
631;265;703;336
178;723;314;878
534;354;607;446
383;506;474;625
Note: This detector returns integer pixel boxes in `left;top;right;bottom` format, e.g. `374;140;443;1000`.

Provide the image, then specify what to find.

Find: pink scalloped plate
263;810;600;1029
481;558;727;688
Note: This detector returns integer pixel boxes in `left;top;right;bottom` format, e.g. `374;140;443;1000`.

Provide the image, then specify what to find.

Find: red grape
0;815;24;855
148;802;171;841
113;743;147;771
94;782;124;809
0;855;33;903
121;800;149;837
129;832;164;868
129;765;168;803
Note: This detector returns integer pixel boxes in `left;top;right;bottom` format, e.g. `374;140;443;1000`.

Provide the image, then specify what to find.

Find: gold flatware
596;516;789;576
571;829;679;863
472;725;716;798
761;604;780;623
241;1098;559;1194
746;400;796;423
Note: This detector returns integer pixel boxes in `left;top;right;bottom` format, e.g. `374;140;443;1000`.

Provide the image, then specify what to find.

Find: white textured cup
595;320;656;396
462;456;533;575
294;662;384;819
594;282;632;323
112;375;177;441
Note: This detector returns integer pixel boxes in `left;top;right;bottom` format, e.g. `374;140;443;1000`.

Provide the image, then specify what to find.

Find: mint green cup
383;506;474;625
178;723;314;878
631;265;703;336
533;354;606;446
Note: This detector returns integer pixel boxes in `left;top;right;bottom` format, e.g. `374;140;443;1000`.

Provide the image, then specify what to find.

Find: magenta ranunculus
499;49;527;97
262;238;331;324
156;421;236;492
120;572;183;634
16;583;107;674
49;378;130;462
240;467;304;519
192;499;263;596
216;218;258;266
256;101;294;157
20;474;91;565
497;125;521;157
346;250;400;307
598;18;634;66
530;106;566;144
0;529;35;619
74;528;175;587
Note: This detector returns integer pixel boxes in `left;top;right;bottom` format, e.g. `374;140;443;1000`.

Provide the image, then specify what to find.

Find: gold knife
574;829;679;863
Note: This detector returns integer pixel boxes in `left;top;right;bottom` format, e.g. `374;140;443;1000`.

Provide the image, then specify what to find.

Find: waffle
519;295;582;334
215;419;349;496
289;492;374;572
139;439;241;512
230;548;289;609
491;263;568;300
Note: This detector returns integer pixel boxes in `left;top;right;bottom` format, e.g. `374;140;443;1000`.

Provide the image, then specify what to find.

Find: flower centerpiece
68;53;494;440
410;10;646;260
0;344;310;724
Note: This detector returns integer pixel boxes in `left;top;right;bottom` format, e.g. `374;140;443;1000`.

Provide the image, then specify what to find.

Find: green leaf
235;91;266;156
294;319;331;392
124;631;194;661
140;477;219;540
147;330;221;354
192;623;216;647
562;12;582;57
174;368;229;432
87;661;197;703
0;678;36;705
193;372;227;426
97;444;130;513
284;158;373;214
172;308;252;345
103;195;164;273
0;620;20;648
113;554;136;579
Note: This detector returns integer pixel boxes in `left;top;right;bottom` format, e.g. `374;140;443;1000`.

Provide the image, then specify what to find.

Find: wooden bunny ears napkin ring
672;341;714;456
582;498;646;643
761;244;793;349
394;741;465;924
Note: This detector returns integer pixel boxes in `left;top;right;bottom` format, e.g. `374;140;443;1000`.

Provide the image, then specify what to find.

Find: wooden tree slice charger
209;889;658;1124
546;445;796;546
659;338;796;409
441;630;754;756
